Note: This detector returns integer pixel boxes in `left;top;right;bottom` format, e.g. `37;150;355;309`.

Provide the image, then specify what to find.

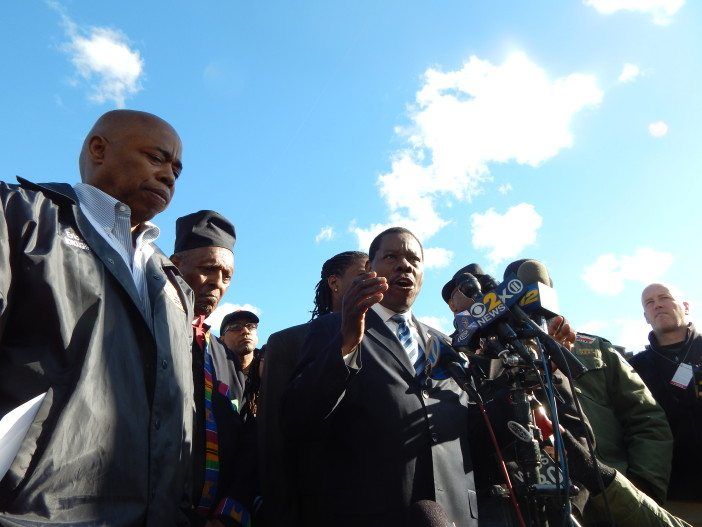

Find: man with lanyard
171;211;257;527
631;283;702;524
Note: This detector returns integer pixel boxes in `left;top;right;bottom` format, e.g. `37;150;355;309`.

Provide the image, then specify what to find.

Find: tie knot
391;313;409;326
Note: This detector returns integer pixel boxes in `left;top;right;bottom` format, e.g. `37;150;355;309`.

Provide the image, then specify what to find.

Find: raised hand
340;271;388;356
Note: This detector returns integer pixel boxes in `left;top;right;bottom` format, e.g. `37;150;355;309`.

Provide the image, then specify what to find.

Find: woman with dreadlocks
260;250;368;526
311;250;370;319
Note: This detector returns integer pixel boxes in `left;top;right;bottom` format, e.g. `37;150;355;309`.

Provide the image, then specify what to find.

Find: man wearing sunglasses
221;311;261;379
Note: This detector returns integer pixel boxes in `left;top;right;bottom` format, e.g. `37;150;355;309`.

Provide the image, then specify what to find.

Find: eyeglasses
224;322;258;333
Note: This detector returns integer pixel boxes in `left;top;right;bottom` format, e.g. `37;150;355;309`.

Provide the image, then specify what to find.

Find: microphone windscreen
463;263;484;276
407;500;453;527
516;259;553;287
455;272;482;298
503;258;529;280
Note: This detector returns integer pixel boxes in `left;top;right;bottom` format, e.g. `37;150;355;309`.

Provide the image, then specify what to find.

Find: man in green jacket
571;332;673;516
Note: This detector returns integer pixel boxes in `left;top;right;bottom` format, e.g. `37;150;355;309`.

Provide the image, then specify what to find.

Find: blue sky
2;0;699;350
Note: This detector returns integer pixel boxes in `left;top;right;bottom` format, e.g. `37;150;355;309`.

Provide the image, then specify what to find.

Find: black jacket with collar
630;324;702;500
0;178;195;525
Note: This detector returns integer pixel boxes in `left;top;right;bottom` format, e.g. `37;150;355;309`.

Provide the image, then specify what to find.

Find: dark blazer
0;178;194;526
259;322;310;527
283;309;478;527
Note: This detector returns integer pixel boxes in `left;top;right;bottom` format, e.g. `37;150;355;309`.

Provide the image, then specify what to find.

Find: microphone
454;272;482;299
513;260;559;322
509;259;587;377
407;500;455;527
451;271;527;347
426;334;480;401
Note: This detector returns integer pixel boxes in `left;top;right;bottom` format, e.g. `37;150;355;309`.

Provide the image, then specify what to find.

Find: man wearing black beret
171;210;258;527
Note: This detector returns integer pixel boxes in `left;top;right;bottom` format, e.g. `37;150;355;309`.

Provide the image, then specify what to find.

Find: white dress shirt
344;303;423;368
73;183;159;322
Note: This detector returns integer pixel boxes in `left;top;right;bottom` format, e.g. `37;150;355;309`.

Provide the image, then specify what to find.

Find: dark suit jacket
259;323;310;527
283;309;478;527
259;323;310;526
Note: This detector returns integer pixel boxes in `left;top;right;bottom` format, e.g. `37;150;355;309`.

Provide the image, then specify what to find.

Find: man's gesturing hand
340;272;388;356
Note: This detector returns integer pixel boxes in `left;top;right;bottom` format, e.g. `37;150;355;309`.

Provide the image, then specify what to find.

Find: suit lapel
365;308;415;376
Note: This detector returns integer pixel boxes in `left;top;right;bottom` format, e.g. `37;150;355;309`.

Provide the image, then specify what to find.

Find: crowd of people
0;110;700;526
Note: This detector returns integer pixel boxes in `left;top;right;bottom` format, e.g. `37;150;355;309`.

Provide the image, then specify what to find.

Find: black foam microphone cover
455;272;482;299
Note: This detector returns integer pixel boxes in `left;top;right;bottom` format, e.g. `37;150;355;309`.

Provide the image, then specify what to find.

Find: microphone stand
458;321;583;526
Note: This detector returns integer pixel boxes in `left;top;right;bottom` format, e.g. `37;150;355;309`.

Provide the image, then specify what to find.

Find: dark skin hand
547;315;576;350
340;271;389;356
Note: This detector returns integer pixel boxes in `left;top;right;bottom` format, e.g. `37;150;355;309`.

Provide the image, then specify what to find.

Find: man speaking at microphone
283;227;478;527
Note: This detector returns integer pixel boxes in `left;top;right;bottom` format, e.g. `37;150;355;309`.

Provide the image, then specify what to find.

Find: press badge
670;363;693;389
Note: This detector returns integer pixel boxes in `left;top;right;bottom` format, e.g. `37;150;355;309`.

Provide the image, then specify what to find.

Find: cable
550;342;615;527
534;338;572;526
476;400;527;527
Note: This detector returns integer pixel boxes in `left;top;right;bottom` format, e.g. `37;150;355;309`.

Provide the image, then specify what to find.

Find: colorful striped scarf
196;330;225;514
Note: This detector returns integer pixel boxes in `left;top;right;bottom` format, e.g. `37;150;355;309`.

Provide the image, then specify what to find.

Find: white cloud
618;63;641;83
348;222;452;269
350;217;447;254
577;319;609;335
52;3;144;107
351;51;602;255
470;203;543;266
574;318;650;352
584;0;685;25
648;120;668;137
206;302;262;336
314;226;335;243
581;247;674;295
614;318;651;352
424;247;454;270
497;183;513;195
418;315;454;336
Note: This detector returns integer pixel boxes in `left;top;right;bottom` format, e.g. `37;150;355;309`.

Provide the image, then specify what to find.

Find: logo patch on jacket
575;334;596;344
576;347;597;356
61;227;90;251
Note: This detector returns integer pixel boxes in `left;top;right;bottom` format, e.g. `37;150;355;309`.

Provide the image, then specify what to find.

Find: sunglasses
224;322;259;333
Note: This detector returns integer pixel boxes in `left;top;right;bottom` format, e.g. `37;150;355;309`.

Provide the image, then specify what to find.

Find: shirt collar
74;183;122;232
74;183;160;247
371;303;413;325
134;221;160;248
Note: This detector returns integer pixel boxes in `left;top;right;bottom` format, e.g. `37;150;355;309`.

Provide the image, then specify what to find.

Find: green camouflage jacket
572;332;673;504
589;471;692;527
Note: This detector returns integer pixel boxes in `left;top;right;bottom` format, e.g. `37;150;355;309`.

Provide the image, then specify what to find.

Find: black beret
174;210;236;253
220;310;259;334
441;263;485;303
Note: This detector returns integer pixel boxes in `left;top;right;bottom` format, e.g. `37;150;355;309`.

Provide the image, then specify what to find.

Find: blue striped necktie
391;313;425;376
